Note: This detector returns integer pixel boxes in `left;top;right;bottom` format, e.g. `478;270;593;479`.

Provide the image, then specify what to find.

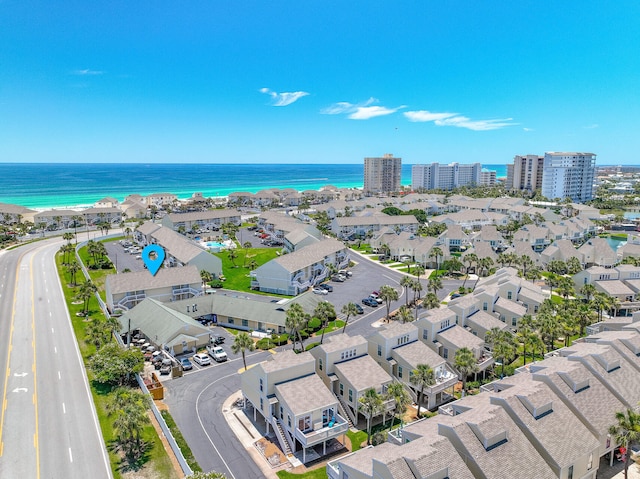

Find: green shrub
209;280;223;288
271;333;289;346
371;431;387;446
305;342;320;351
307;317;321;331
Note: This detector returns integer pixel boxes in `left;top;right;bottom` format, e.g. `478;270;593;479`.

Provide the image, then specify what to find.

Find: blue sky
1;1;639;164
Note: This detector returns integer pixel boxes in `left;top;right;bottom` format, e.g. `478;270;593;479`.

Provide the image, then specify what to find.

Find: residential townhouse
0;202;37;225
432;210;509;230
240;350;349;463
283;226;323;253
541;239;584;266
116;298;211;355
367;322;458;410
578;237;618;268
161;209;242;232
105;265;203;312
369;230;447;266
329;329;640;479
471;224;505;250
513;225;551;252
251;238;349;295
94;197;120;208
146;192;178;207
311;335;394;425
439;224;470;252
258;211;308;242
331;213;418;240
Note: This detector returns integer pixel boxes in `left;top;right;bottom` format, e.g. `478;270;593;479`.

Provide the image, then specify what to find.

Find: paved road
162;252;464;477
0;239;111;479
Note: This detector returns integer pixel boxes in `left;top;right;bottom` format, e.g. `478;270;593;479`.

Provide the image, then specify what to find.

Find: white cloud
434;116;516;131
72;69;103;76
321;98;402;120
404;110;458;122
260;87;309;106
349;105;404;120
523;127;534;132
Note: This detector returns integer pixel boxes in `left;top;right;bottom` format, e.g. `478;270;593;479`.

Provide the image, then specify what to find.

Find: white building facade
363;153;401;194
541;152;596;203
412;162;482;191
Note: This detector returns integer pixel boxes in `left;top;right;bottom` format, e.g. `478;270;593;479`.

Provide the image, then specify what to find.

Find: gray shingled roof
438;325;484;349
393;340;445;368
106;265;201;295
275;373;336;416
334;355;393;392
271;238;346;272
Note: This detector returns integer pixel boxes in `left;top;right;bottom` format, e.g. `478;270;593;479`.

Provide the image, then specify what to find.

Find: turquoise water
0;162;508;209
206;241;226;248
605;236;627;251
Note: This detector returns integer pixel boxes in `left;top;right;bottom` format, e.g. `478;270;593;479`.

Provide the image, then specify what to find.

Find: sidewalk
221;390;288;479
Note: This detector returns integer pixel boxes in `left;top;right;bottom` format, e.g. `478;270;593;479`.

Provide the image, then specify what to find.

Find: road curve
0;240;111;479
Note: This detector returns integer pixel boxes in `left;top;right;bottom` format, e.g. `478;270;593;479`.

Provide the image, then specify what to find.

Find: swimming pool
206;241;227;249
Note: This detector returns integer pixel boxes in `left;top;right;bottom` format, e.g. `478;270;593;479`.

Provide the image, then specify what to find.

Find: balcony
117;293;146;310
423;368;458;395
294;414;349;448
361;397;395;419
477;351;494;371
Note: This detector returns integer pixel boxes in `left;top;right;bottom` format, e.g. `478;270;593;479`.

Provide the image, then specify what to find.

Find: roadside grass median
55;250;179;479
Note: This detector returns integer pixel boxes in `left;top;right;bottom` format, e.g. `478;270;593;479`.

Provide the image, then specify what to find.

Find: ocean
0;163;508;209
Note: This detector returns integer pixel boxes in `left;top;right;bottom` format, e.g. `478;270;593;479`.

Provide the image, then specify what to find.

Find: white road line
58;371;61;380
51;327;54;333
62;403;66;414
54;347;57;354
68;447;73;463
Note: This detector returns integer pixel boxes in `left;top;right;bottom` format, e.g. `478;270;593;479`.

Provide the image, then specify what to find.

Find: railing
116;293;147;310
271;417;292;455
171;286;201;298
294;414;349;448
477;352;495;371
336;395;357;426
326;447;374;479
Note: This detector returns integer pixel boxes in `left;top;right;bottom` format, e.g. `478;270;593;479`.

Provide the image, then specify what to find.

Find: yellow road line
0;255;22;457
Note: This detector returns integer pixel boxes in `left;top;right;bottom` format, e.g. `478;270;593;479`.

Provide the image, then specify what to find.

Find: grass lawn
346;430;368;452
350;243;370;252
276;468;328;479
317;320;345;335
550;294;564;304
214;247;279;293
55;250;179;479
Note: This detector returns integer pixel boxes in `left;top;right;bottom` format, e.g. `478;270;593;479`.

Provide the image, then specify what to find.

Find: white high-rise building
541;152;596;203
364;154;401;194
411;163;482;191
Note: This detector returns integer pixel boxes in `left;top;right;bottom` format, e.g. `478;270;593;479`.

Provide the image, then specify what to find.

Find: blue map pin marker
142;244;165;276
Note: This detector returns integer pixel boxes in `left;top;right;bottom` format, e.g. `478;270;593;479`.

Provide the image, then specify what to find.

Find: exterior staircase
272;417;293;456
336;395;356;428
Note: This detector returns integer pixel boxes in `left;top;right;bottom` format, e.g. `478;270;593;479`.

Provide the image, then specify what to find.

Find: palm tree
575;302;597;337
386;382;411;429
413;264;425;284
231;332;255;371
454;347;479;396
79;280;97;314
400;276;413;306
537;311;561;352
427;275;442;296
518;255;534;278
462;253;477;289
66;261;80;286
242;241;252;267
580;283;596;302
359;388;383;445
410;279;423;305
378;285;399;321
423;292;440;310
227;248;238;267
108;386;150;459
248;259;258;271
609;408;640;479
63;232;74;244
409;363;435;418
397;305;414;324
315;301;336;344
486;328;516;378
566;256;583;275
285;303;308;352
341;302;359;333
429;247;443;275
200;270;213;287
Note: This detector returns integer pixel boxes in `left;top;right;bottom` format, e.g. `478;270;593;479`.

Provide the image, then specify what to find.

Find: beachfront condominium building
506;154;545;192
480;169;496;186
363;153;401;194
411;162;482;191
541;152;596;203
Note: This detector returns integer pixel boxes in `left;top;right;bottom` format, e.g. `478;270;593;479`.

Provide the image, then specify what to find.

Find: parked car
319;284;333;292
207;345;228;362
159;359;173;375
331;275;345;282
193;353;211;366
339;269;353;278
450;293;461;299
354;303;364;314
210;334;225;345
180;357;193;371
312;287;329;295
370;295;383;304
362;297;379;307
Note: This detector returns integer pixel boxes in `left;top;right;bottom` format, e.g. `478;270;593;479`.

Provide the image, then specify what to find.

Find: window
423;330;428;341
507;291;513;300
483;302;488;311
443;348;449;359
377;344;382;357
348;389;353;402
318;358;323;371
568;465;573;479
339;383;344;396
259;378;263;392
398;366;403;379
587;453;593;470
260;397;263;411
287;415;291;428
512;318;517;327
228;318;234;324
280;406;283;419
242;319;249;327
